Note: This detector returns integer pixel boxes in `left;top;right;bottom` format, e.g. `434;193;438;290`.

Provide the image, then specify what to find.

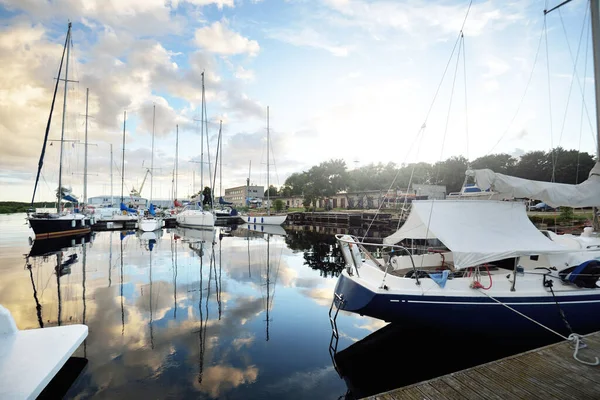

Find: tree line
269;147;595;207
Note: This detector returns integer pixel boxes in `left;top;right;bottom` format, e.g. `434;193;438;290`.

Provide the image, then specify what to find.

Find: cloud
235;66;255;82
194;365;259;397
266;27;350;56
182;0;235;9
194;20;260;56
321;0;525;40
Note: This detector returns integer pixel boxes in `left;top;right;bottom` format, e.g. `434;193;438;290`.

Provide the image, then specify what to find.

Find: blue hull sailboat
332;0;600;348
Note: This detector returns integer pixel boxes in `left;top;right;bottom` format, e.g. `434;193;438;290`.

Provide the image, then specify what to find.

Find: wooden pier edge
362;331;600;400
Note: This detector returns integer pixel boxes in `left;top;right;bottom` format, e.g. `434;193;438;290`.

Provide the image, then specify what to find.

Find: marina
4;0;600;399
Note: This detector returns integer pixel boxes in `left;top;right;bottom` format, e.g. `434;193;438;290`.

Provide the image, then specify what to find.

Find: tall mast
266;106;270;216
121;111;126;204
200;72;205;197
219;120;223;198
592;0;600;229
57;22;72;213
150;104;155;204
175;124;179;201
84;87;89;204
110;144;113;206
31;22;69;208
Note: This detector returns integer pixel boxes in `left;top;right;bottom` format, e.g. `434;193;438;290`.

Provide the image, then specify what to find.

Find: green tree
264;185;278;197
470;153;517;174
282;172;309;196
513;151;549;181
274;199;284;212
432;156;469;193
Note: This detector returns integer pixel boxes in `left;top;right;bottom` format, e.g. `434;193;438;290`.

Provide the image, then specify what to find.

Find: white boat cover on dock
383;200;564;269
0;305;88;399
468;162;600;208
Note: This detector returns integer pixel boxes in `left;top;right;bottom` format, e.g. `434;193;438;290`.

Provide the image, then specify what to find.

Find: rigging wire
552;6;590;178
486;26;545;155
435;33;463;184
544;10;557;182
361;1;473;240
577;11;592;183
462;33;470;164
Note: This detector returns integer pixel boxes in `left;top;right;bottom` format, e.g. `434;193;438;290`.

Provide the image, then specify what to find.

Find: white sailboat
176;72;215;229
139;105;164;232
332;0;600;351
244;106;287;225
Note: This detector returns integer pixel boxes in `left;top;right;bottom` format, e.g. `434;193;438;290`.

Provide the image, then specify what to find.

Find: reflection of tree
284;231;345;278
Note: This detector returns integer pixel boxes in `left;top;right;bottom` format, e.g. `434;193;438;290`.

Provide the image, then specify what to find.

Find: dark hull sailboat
29;214;91;240
27;22;91;239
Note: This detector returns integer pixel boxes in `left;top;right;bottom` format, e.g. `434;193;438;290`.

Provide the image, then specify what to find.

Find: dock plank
362;331;600;400
440;376;486;400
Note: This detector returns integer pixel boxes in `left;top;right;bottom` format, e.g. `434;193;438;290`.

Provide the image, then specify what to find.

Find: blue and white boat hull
334;271;600;338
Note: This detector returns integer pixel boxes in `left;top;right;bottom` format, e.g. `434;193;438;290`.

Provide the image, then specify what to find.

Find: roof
383;200;564;269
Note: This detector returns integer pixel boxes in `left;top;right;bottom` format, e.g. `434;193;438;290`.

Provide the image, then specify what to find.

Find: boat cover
383;200;564;269
468;162;600;208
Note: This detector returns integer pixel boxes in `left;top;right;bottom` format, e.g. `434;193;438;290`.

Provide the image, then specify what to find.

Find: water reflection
1;217;393;399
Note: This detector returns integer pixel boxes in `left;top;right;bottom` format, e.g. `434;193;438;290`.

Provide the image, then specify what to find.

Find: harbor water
0;213;556;399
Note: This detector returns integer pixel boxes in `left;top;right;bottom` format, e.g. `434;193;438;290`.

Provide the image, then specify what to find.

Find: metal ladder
328;292;345;376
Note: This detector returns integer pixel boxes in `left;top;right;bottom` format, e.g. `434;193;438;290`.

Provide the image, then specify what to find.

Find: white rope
476;288;599;366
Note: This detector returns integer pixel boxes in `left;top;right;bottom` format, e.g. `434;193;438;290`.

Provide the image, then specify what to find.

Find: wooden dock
363;332;600;400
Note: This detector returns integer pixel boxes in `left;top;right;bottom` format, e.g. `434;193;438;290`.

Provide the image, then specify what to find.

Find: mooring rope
475;287;599;366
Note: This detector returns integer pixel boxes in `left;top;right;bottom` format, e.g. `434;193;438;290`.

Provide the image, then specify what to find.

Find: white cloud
181;0;235;9
194;20;260;56
483;56;510;78
235;66;255;81
321;0;526;42
267;27;350;57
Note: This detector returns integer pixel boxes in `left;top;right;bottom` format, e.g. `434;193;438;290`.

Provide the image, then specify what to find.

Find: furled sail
467;162;600;208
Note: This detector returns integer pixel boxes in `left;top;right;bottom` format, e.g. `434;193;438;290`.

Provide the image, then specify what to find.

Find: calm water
0;213;389;399
0;214;558;399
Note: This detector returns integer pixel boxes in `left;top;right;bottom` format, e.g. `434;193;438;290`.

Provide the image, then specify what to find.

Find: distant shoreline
0;202;53;214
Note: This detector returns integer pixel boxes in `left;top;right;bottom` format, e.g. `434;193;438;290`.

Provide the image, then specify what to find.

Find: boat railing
335;234;420;287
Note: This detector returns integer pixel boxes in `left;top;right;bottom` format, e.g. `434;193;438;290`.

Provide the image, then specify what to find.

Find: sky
0;0;598;202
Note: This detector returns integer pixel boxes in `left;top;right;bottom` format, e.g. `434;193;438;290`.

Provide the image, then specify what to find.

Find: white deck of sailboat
0;306;87;400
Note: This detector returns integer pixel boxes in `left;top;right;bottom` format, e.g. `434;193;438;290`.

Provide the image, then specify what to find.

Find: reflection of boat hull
29;214;91;239
244;215;287;225
176;210;215;228
244;224;287;237
333;323;551;399
139;217;164;232
28;233;92;257
175;227;215;243
334;272;600;338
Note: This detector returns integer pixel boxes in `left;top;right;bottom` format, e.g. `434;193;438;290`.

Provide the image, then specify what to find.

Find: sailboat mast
110;144;113;206
31;22;69;208
220;121;223;198
150;104;155;204
175;124;179;201
200;72;205;198
591;0;600;229
121;111;126;204
57;22;72;213
84;87;89;204
266;107;270;216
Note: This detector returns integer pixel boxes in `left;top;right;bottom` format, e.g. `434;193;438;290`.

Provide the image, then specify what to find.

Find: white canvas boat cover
383;200;564;269
468;162;600;208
